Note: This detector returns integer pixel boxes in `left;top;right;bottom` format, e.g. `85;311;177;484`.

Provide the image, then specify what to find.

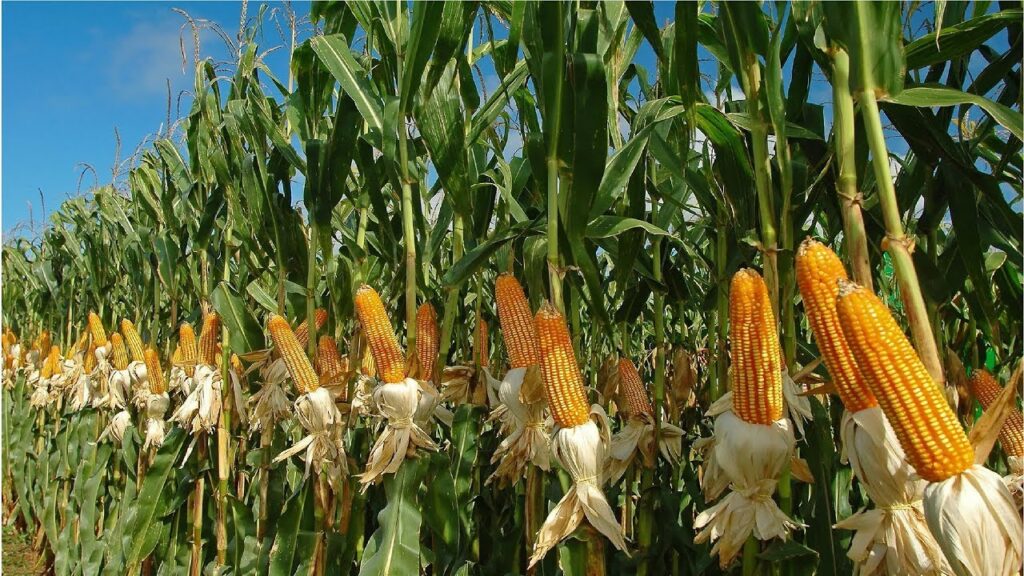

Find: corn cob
120;319;146;363
38;330;51;356
42;345;60;378
268;314;320;394
535;303;590;428
476;318;490;368
837;280;974;482
294;308;328;349
110;333;130;371
145;347;166;394
316;335;346;381
197;312;220;366
230;353;246;382
618;357;653;418
796;239;878;413
495;274;541;369
179;323;197;362
969;370;1024;460
84;343;97;373
88;312;107;346
416;303;439;381
354;285;406;384
729;269;783;425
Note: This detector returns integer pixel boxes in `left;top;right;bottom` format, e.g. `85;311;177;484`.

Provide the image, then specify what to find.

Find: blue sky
2;1;305;233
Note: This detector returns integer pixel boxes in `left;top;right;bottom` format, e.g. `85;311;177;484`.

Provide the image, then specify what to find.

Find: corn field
3;1;1023;575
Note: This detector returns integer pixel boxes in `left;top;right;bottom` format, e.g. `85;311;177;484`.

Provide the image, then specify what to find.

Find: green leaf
211;281;265;354
905;10;1022;69
585;216;670;239
124;428;186;569
357;458;427;576
885;86;1024;142
311;34;384;134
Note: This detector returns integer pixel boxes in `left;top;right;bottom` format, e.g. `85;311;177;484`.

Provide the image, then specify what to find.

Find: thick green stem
437;214;465;378
713;217;729;403
545;15;566;313
306;222;319;358
854;6;944;385
742;57;779;314
831;49;873;289
742;536;759;576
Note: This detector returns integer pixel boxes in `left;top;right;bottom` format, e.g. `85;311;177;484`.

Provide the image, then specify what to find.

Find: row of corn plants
2;1;1023;575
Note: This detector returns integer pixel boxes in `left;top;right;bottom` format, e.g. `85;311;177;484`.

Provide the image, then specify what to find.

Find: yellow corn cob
145;347;166;394
84;343;97;373
796;239;878;413
38;330;51;356
231;353;247;387
618;357;653;418
476;318;490;368
316;335;346;382
69;331;87;359
2;330;11;355
41;345;60;378
268;314;320;394
110;333;130;371
354;285;406;384
729;269;783;425
88;312;107;346
535;303;590;428
120;319;146;363
294;308;329;349
179;323;197;377
969;370;1024;460
198;312;221;366
837;280;974;482
416;303;439;381
495;274;542;369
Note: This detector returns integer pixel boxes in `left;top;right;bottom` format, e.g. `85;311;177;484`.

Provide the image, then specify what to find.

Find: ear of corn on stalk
796;239;878;413
968;370;1024;460
535;303;590;428
354;286;406;384
145;347;166;394
120;319;146;363
729;268;783;424
476;317;489;368
110;333;129;371
416;303;439;381
495;274;541;369
267;314;320;394
198;312;220;366
88;313;107;347
617;357;653;419
837;279;1022;575
294;308;328;349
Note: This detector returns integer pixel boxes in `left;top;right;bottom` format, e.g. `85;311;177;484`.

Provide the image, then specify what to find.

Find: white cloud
104;16;217;101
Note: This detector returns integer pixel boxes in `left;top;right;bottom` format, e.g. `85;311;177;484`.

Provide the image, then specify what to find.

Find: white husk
834;407;951;575
485;367;552;487
528;405;628;568
923;464;1023;576
143;392;171;449
248;359;293;432
415;378;450;428
694;399;801;568
1005;456;1023;510
347;374;375;421
482;368;512;435
127;361;151;409
171;363;222;433
273;387;347;492
358;377;438;490
51;359;80;398
68;373;93;411
106;368;133;411
782;370;813;436
29;374;50;408
604;415;684;485
99;410;133;443
168;366;194;397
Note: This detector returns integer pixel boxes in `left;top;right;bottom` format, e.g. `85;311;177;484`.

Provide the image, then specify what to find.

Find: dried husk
106;368;133;411
126;360;151;409
416;378;451;428
99;410;133;443
528;405;627;568
168;366;194;397
923;464;1023;576
273;387;347;492
485;366;552;487
247;358;292;432
29;372;50;408
834;407;952;575
1006;456;1023;510
358;377;438;490
694;396;801;568
605;413;684;485
668;347;697;420
782;370;813;436
68;372;93;412
171;363;222;434
143;392;170;449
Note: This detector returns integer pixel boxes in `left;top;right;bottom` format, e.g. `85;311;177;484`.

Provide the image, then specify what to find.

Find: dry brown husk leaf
694;392;802;568
528;405;628;568
171;363;222;434
834;406;952;576
605;413;684;485
248;358;293;433
485;366;552;487
143;392;170;449
99;409;133;444
273;387;347;492
358;377;438;490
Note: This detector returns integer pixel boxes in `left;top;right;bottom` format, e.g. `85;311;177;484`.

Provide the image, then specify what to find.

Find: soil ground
2;524;44;575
